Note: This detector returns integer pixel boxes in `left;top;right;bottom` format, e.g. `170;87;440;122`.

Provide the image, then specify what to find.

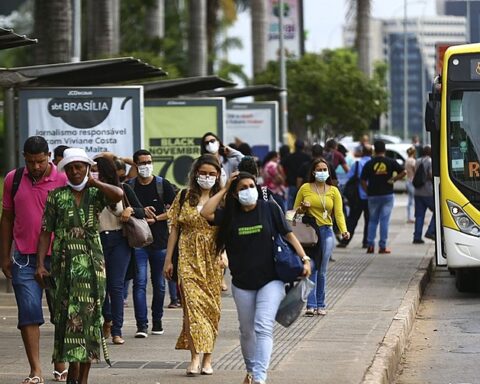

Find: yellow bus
426;43;480;291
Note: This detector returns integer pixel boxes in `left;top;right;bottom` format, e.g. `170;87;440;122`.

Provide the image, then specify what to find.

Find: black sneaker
425;233;436;241
413;239;425;244
135;326;148;338
151;320;164;335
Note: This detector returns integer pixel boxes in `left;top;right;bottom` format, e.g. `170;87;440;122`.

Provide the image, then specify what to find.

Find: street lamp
279;0;288;144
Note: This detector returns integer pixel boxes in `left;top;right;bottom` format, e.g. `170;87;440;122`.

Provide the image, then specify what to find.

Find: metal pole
4;88;16;172
403;0;408;141
466;0;471;43
279;0;288;143
72;0;81;62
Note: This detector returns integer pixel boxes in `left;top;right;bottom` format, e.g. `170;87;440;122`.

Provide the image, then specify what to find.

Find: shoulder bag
122;185;153;248
285;209;318;248
343;161;360;204
275;277;315;327
268;203;305;283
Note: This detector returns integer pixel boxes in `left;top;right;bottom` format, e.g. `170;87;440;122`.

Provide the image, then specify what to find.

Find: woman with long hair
35;148;123;384
95;156;145;345
261;151;287;209
201;172;311;384
294;158;350;317
163;154;224;376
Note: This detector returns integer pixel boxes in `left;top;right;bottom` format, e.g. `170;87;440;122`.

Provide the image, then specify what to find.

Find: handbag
285;210;318;248
122;186;153;248
276;278;315;327
267;203;305;283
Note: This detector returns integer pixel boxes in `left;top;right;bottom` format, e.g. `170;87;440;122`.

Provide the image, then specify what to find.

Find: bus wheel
455;269;476;292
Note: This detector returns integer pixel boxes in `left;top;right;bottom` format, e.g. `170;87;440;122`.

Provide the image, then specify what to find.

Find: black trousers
344;198;369;246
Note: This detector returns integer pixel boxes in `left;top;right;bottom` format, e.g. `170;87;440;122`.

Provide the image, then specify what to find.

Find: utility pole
279;0;288;144
72;0;81;62
403;0;408;141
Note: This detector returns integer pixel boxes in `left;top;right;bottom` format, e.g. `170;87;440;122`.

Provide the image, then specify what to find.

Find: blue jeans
101;230;131;337
231;280;285;383
367;194;395;249
406;181;415;222
307;226;334;309
133;247;167;327
287;186;298;210
11;252;51;329
168;280;178;303
414;195;435;240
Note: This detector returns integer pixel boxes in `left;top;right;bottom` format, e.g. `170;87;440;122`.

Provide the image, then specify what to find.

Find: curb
361;254;434;384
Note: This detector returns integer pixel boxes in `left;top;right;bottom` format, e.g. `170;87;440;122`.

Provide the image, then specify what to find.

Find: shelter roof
196;84;283;100
143;76;236;98
0;27;37;50
0;57;166;87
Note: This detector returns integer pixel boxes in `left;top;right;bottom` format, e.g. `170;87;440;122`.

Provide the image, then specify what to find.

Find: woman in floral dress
164;154;224;376
35;148;123;384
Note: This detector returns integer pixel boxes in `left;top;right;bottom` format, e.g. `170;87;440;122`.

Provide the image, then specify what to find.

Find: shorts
11;252;51;329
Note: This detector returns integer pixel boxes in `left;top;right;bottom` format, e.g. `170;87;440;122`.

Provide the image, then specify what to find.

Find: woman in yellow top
294;158;350;316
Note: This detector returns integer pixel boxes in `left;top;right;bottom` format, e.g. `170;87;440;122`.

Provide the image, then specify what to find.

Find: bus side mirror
425;99;438;132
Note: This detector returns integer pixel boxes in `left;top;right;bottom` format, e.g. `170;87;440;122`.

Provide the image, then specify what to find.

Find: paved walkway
0;195;434;384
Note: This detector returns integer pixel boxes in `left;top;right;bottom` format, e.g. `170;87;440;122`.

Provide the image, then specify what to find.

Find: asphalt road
396;267;480;384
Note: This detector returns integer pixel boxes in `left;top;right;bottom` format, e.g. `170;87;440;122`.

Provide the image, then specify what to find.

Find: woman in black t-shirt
201;172;311;384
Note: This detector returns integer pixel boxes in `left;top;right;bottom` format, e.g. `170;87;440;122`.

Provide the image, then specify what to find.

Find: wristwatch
301;255;311;264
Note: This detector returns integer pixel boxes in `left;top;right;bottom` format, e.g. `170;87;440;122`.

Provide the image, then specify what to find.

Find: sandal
304;308;315;317
53;369;68;382
21;377;44;384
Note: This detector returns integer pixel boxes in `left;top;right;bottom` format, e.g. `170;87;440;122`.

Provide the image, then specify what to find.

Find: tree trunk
34;0;72;64
188;0;207;76
207;0;219;74
355;0;370;76
111;0;120;55
251;0;268;77
146;0;165;39
86;0;114;59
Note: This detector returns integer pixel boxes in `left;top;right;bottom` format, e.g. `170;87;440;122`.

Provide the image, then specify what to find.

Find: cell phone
43;275;56;290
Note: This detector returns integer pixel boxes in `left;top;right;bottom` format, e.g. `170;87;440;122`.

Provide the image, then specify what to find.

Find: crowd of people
0;133;435;384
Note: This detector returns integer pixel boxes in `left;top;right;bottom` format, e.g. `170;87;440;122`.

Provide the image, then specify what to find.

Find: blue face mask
315;171;329;182
238;187;258;206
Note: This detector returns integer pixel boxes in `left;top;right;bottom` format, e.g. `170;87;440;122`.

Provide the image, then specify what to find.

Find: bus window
448;91;480;191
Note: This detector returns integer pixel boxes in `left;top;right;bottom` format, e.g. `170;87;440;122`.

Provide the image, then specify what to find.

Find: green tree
255;49;388;139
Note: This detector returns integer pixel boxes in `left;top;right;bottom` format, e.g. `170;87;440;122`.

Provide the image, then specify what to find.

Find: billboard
267;0;302;62
144;98;225;187
225;102;278;160
18;87;143;161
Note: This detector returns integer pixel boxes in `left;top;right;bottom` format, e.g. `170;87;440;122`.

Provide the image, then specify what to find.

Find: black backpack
412;161;427;188
343;162;360;204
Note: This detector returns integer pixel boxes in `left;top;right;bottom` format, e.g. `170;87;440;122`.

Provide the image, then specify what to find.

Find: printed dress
42;186;110;364
168;191;222;353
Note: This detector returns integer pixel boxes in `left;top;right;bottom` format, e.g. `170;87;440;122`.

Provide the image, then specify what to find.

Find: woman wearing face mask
163;154;224;376
294;158;350;317
201;172;311;384
200;132;244;186
35;148;123;384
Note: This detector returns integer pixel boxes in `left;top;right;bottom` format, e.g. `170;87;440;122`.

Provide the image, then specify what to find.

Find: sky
227;0;437;79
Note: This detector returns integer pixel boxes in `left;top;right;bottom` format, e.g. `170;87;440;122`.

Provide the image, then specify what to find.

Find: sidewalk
0;195;434;384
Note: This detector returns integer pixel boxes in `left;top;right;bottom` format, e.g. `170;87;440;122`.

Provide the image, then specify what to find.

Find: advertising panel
225;102;278;160
267;0;302;62
144;98;225;187
18;87;143;160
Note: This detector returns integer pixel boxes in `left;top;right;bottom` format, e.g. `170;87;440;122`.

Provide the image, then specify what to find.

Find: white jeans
231;280;285;383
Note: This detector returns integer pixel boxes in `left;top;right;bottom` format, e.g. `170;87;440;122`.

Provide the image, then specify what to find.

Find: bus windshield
448;90;480;192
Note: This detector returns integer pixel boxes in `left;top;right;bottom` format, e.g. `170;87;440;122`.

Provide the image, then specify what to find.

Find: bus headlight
447;200;480;237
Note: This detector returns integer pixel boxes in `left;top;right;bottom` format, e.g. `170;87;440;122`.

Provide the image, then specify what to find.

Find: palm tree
251;0;268;78
146;0;165;40
188;0;207;76
33;0;72;64
86;0;115;59
348;0;371;75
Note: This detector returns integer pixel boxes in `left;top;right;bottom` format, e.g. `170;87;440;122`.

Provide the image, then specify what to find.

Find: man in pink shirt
0;136;67;384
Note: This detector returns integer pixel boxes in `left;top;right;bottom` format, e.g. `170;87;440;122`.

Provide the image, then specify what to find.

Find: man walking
284;139;311;209
361;140;406;254
129;149;176;337
338;144;373;248
0;136;67;383
412;145;436;244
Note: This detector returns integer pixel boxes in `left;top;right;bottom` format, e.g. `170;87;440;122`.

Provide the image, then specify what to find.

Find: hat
57;148;95;172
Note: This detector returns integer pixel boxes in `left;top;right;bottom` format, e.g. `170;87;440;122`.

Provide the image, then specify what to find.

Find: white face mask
197;175;216;190
315;171;329;182
238;186;258;206
206;140;220;154
67;174;89;191
138;164;153;178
